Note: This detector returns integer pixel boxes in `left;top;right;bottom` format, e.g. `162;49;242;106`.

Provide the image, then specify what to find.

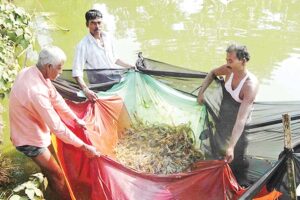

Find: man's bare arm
197;64;231;104
74;76;97;102
197;71;215;104
74;76;88;90
115;59;134;68
226;81;258;162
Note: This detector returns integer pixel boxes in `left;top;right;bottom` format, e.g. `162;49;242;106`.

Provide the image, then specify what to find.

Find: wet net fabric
51;57;300;199
51;72;246;200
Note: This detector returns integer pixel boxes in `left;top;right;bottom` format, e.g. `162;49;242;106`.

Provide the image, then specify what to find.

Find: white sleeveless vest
224;72;249;103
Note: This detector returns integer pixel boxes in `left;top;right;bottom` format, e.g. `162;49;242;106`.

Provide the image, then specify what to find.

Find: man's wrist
228;143;235;150
82;87;89;93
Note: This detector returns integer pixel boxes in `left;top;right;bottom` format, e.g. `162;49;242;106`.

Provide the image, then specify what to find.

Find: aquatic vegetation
0;154;14;186
114;117;204;175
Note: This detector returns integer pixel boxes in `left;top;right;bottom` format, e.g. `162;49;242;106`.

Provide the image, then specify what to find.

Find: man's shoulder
242;73;259;100
102;31;114;41
102;31;110;37
11;67;48;101
76;34;91;48
14;66;35;83
19;65;34;74
247;72;259;88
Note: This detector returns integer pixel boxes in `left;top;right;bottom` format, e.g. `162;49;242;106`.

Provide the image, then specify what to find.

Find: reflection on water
257;9;282;30
15;0;300;101
258;53;300;101
92;3;117;33
172;22;185;31
31;14;53;51
177;0;204;16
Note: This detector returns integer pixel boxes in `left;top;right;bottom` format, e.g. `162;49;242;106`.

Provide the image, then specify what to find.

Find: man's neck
90;32;102;39
232;65;247;77
36;65;48;79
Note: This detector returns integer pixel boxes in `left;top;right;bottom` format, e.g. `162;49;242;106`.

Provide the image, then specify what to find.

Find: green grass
0;97;40;197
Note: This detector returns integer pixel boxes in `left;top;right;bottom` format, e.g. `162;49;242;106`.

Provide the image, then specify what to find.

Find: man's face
226;52;243;69
87;18;103;37
47;62;63;80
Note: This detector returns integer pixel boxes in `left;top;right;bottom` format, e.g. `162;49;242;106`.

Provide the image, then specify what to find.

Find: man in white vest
198;44;259;187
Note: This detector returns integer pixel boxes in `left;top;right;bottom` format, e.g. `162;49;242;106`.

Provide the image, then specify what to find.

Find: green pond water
14;0;300;101
1;0;300;195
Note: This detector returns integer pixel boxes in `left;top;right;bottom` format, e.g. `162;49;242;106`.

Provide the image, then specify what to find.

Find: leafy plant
0;104;3;143
0;3;36;196
0;2;34;98
6;173;48;200
0;3;34;50
0;36;20;96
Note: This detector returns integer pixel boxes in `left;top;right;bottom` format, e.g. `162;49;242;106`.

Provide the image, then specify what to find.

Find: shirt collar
88;32;108;48
34;65;52;87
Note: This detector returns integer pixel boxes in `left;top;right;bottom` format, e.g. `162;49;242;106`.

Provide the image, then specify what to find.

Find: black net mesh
53;55;300;197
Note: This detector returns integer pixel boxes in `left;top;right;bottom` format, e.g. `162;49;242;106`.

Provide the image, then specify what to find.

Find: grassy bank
0;97;40;198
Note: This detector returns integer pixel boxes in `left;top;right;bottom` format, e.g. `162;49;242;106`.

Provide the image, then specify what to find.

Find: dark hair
85;9;102;25
226;44;250;62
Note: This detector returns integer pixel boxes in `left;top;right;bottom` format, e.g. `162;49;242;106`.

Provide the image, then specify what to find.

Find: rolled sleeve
72;43;86;78
31;92;84;147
